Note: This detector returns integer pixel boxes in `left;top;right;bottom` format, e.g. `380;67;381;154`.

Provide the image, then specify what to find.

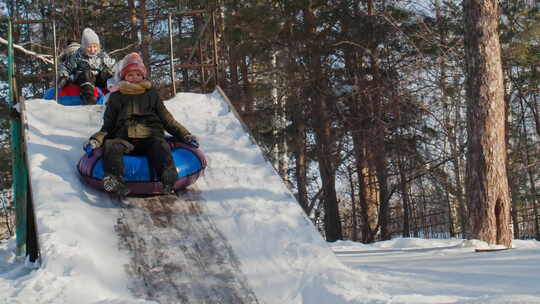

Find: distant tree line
0;0;538;244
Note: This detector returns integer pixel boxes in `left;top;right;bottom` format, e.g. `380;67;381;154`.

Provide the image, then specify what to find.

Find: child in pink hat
83;53;198;195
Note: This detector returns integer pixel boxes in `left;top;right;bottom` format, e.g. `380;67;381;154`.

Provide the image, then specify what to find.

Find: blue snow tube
44;84;105;105
77;138;206;194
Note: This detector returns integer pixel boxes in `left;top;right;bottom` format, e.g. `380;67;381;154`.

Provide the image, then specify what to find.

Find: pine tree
463;0;512;246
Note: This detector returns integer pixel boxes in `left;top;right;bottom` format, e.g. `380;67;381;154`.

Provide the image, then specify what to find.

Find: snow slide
0;89;385;303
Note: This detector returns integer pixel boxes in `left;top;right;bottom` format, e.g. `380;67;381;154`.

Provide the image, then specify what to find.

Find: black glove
100;69;113;80
183;134;199;148
77;69;95;84
58;77;68;89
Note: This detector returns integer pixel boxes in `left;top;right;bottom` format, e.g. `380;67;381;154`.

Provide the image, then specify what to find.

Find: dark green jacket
91;87;191;144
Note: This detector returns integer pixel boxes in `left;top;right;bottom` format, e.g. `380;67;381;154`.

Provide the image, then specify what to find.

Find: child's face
124;71;144;83
85;44;100;56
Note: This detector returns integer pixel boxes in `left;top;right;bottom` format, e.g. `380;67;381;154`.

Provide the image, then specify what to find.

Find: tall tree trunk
525;138;540;240
128;0;138;42
529;65;540;137
377;155;390;240
399;156;411;237
291;95;309;214
341;8;380;242
463;0;512;246
365;0;389;241
72;0;83;39
240;55;254;113
519;98;540;240
450;76;468;237
139;0;151;76
304;2;341;242
228;47;240;99
222;2;240;99
352;131;379;243
533;88;540;240
314;97;341;242
436;0;457;237
347;166;358;241
340;0;379;243
272;53;289;180
518;68;540;239
347;79;380;242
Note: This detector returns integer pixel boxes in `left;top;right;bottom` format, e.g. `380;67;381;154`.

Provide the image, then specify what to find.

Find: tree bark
377;156;390;240
436;0;457;237
128;0;138;43
352;132;379;243
341;8;380;242
139;0;151;77
304;2;341;242
463;0;512;246
398;155;411;237
518;98;540;240
365;3;389;241
347;166;358;241
291;98;309;214
449;75;468;237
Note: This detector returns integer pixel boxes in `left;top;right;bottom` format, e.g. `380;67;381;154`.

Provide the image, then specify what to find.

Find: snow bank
332;238;540;304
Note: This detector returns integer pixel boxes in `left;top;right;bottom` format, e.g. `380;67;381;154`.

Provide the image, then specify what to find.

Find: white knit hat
81;28;100;48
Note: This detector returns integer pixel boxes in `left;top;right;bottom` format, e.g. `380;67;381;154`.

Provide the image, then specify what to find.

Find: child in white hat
58;28;116;104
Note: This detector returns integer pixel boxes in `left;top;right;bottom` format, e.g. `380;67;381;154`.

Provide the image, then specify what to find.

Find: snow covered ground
332;238;540;303
1;90;540;303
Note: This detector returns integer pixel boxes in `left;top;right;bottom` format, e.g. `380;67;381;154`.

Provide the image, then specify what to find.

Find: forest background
0;0;539;244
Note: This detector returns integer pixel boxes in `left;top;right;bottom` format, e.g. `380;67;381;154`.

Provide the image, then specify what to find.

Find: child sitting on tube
83;53;198;195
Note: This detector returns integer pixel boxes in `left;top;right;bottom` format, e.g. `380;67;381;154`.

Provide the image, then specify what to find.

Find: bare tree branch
109;42;139;55
1;37;138;65
0;36;54;64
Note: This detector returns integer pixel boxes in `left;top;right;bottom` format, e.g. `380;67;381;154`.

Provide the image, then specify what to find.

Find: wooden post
52;20;58;102
211;9;219;86
168;14;177;96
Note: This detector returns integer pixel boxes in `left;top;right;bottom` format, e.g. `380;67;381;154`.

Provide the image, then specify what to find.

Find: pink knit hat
120;53;147;79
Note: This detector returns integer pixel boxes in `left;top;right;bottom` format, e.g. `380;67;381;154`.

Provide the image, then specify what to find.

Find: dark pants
75;69;109;89
75;70;110;104
103;137;177;183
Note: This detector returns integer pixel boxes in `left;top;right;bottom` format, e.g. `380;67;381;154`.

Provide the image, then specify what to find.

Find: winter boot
161;167;178;194
80;82;97;105
103;175;130;196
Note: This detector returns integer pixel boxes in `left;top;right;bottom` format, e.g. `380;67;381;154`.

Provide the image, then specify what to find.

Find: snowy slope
0;90;381;303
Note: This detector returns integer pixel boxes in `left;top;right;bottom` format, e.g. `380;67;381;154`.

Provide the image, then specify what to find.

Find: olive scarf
118;80;152;95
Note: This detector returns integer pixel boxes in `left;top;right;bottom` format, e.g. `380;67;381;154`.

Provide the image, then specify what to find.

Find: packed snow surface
333;238;540;303
1;90;539;303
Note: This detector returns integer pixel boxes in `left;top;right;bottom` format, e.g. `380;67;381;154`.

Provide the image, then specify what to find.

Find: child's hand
100;69;113;80
58;77;68;88
183;134;199;148
83;139;100;154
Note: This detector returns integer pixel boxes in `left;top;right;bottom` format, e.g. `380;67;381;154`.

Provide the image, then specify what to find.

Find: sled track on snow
114;189;259;304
